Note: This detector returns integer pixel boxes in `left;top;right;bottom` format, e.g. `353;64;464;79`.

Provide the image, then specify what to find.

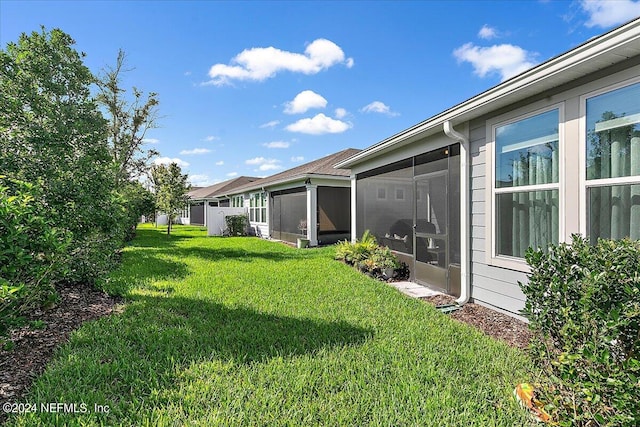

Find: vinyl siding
468;118;528;315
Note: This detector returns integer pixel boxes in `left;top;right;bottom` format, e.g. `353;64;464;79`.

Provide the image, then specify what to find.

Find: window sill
487;255;532;273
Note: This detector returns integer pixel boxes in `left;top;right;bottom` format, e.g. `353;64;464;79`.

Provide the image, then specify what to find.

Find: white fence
206;207;248;236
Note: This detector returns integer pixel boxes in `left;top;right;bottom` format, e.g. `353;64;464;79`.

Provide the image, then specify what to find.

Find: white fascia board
335;18;640;170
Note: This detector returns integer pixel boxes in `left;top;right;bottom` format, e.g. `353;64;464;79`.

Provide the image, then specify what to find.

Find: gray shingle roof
187;176;260;199
228;148;360;194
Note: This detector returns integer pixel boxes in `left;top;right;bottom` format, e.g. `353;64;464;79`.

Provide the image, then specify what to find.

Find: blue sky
2;1;640;187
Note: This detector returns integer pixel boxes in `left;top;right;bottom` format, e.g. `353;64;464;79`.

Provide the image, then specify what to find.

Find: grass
9;224;535;426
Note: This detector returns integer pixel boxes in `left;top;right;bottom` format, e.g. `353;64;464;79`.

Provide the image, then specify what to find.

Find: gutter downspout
443;121;470;305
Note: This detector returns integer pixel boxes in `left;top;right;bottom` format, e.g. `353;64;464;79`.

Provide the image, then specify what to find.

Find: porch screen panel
356;159;413;253
271;188;306;242
586;81;640;242
318;187;350;233
494;109;560;258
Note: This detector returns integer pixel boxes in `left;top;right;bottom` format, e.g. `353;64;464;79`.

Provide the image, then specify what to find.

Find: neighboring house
185;176;259;226
335;18;640;319
227;148;360;246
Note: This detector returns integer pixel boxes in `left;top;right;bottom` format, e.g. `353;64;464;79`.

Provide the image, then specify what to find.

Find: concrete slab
387;281;442;298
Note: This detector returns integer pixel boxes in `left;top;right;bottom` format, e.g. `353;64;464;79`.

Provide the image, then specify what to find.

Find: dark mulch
421;294;532;350
0;282;121;420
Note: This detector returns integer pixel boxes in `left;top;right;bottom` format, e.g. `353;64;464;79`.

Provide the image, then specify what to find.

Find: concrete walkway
387;281;442;299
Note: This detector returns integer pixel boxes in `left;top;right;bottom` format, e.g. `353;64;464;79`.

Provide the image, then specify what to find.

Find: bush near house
225;214;248;236
335;230;407;281
521;235;640;426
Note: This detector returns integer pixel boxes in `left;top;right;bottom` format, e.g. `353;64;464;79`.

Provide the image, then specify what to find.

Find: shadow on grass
27;294;373;424
157;246;303;263
105;250;189;296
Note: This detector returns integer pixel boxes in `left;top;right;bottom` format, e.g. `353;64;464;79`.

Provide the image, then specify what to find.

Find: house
335;18;640;319
227;148;360;246
185;176;259;225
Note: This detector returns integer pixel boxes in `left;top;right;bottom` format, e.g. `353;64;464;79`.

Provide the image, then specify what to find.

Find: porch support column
306;184;318;246
350;174;357;243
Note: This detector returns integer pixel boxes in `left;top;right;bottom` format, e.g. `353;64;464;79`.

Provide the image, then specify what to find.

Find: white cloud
154;157;190;168
215;160;224;166
453;42;538;81
263;141;290;149
205;38;354;86
189;174;215;187
258;163;282;171
184;71;192;76
581;0;640;28
259;120;280;128
360;101;399;117
245;157;282;171
203;135;218;142
285;113;351;135
478;25;498;39
226;172;238;177
335;108;348;119
291;156;305;162
142;138;159;144
284;90;328;114
246;157;267;165
180;148;212;155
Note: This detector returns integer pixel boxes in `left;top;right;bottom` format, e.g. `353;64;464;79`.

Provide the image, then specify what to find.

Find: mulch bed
0;282;121;422
421;294;532;350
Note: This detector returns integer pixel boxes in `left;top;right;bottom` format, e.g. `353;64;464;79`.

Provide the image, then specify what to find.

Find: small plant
30;320;46;330
225;214;248;236
335;231;403;281
520;235;640;426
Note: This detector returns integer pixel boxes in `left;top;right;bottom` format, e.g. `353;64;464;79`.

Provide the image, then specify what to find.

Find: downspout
443;121;470;305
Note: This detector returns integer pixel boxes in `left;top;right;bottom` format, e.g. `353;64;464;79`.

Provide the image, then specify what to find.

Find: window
492;107;561;260
231;195;244;208
584;81;640;243
395;188;405;200
249;192;267;223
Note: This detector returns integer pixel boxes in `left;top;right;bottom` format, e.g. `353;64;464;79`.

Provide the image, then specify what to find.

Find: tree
96;49;160;187
0;27;119;284
151;163;190;235
118;181;156;241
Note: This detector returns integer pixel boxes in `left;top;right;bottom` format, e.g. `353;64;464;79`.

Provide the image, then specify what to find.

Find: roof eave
335;18;640;169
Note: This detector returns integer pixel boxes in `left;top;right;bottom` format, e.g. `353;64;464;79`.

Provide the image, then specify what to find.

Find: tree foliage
151;163;190;235
0;177;70;335
0;27;120;284
96;49;160;186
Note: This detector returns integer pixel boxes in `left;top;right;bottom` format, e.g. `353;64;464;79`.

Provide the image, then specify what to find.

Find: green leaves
520;235;640;425
151;163;190;235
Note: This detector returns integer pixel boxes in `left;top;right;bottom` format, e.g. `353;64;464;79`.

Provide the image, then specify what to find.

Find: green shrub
225;214;248;236
521;235;640;426
0;177;69;335
335;231;403;280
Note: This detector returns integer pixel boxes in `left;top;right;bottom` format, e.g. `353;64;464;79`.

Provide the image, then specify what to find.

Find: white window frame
249;191;267;224
486;102;565;272
231;195;244;208
579;76;640;237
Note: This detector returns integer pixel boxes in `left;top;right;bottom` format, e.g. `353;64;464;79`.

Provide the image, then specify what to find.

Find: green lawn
10;224;534;426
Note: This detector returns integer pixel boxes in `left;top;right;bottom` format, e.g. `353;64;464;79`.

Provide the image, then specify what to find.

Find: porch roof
227;148;360;195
